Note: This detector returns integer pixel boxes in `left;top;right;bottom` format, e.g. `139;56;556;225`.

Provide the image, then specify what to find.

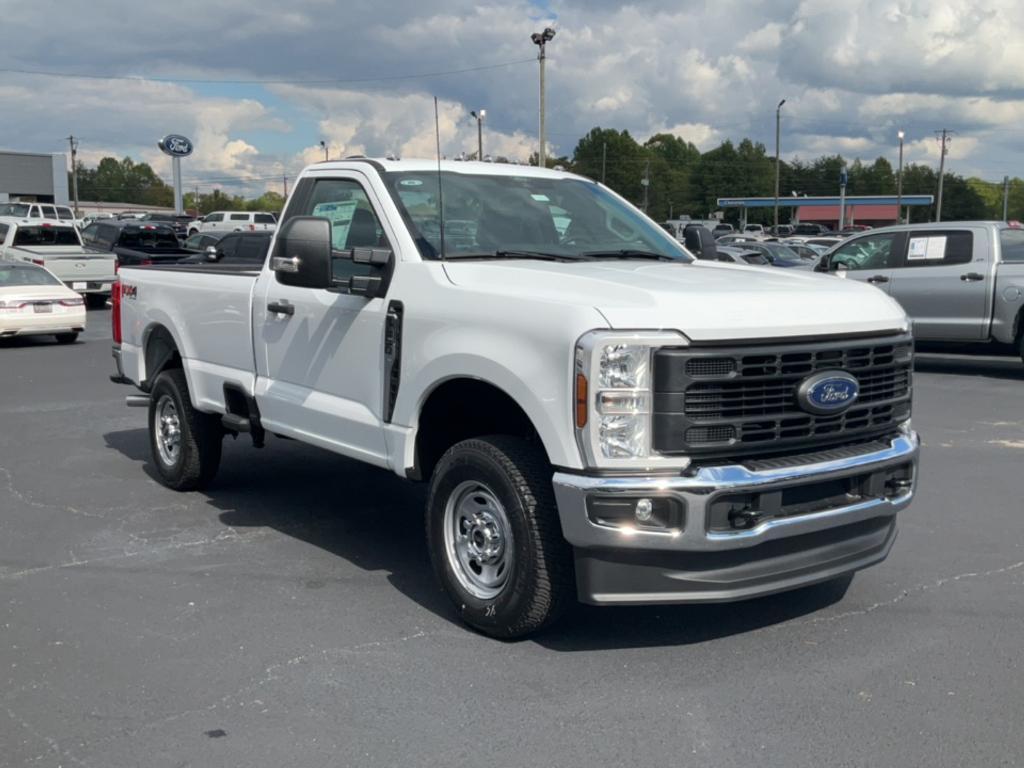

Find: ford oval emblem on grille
796;371;859;414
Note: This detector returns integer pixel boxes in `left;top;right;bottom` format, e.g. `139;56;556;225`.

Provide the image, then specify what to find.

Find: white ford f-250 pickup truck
111;158;920;638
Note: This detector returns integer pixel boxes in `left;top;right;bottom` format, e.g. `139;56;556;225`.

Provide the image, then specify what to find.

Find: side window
903;230;973;267
81;223;99;243
217;235;240;258
229;213;250;221
41;205;57;218
254;213;276;224
29;206;41;218
233;237;269;264
1000;228;1024;263
0;223;8;243
831;233;900;270
206;213;223;223
302;178;391;282
57;207;74;221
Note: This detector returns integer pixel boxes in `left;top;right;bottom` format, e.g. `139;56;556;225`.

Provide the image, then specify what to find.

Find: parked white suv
0;202;76;224
189;211;277;236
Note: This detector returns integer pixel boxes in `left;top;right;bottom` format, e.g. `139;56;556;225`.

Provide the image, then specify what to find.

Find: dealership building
0;150;70;205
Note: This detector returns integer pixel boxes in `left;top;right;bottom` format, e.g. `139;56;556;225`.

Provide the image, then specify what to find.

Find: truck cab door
252;172;395;467
886;228;990;341
825;231;905;294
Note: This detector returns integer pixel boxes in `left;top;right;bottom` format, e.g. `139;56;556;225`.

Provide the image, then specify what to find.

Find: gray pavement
2;316;1023;768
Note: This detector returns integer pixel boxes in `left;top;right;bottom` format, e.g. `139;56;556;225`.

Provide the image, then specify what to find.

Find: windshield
383;171;691;261
762;243;804;265
0;264;61;286
12;226;81;246
0;203;30;217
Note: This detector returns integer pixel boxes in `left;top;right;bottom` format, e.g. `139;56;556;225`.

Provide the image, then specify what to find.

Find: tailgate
45;253;117;284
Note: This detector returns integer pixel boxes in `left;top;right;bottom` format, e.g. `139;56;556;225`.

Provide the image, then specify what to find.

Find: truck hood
442;259;908;342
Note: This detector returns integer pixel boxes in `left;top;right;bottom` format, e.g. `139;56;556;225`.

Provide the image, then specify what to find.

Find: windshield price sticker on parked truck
908;235;948;260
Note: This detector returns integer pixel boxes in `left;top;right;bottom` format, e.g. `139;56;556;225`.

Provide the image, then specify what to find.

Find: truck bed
118;264;261;412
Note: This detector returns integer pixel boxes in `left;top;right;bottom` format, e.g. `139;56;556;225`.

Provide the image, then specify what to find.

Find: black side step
221;413;251;433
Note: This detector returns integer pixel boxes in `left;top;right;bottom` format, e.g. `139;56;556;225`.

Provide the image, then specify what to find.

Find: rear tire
148;368;222;491
54;332;78;344
85;293;108;309
426;436;573;639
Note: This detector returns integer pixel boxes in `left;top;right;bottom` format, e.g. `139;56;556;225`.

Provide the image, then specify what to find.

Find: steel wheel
443;480;513;600
154;394;182;467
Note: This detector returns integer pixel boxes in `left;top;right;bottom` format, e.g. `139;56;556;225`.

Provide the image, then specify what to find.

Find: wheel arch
410;376;550;482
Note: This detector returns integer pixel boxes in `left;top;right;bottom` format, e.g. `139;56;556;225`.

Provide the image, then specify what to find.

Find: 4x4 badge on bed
796;371;859;415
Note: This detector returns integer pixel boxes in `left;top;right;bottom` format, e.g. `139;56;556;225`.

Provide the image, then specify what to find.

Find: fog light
635;498;654;522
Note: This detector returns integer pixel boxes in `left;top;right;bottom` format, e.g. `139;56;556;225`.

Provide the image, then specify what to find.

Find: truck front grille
653;334;913;458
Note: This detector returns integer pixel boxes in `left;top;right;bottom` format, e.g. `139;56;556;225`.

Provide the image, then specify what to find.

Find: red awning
797;204;898;221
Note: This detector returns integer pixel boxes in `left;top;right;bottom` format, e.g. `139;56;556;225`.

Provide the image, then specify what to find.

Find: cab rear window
12;227;81;246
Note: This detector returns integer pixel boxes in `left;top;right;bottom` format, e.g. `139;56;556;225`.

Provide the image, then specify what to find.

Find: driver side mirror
271;216;333;289
683;226;718;261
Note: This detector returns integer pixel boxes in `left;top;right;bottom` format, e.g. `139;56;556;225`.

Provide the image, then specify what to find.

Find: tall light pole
896;130;904;224
471;109;486;160
774;98;786;230
66;135;80;217
935;129;951;222
531;27;556;167
319;140;328;162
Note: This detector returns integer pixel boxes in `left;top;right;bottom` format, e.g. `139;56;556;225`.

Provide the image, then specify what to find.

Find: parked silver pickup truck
0;217;117;308
817;221;1024;361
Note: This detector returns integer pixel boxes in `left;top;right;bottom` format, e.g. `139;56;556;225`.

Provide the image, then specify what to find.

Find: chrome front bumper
552;432;919;604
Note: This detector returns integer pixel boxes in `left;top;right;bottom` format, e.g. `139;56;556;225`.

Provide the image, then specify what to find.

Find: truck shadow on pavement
104;427;853;650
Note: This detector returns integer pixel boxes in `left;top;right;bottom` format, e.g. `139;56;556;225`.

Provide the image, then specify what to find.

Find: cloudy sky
1;0;1020;195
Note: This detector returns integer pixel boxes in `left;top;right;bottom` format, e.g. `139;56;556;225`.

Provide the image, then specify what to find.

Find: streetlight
471;109;486;161
530;27;556;167
319;140;328;162
774;98;786;230
896;130;905;224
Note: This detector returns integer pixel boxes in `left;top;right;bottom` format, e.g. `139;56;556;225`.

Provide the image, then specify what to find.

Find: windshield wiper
579;249;677;261
442;250;585;262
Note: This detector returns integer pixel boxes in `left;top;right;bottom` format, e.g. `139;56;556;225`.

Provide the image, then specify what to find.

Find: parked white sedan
0;261;86;343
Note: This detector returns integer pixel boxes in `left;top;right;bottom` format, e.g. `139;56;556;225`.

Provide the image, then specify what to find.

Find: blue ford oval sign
158;134;194;158
797;371;859;415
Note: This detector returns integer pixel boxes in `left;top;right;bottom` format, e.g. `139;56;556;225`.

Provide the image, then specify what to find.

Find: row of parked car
0;211;276;343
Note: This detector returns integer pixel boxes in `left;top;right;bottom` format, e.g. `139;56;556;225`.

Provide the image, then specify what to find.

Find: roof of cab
303;157;589;181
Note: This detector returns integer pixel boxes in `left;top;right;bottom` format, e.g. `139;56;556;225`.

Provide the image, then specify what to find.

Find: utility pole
774;99;786;229
601;141;607;184
471;110;486;160
320;140;328;162
67;135;80;217
641;157;650;212
1002;175;1010;221
896;130;905;225
531;27;556;167
283;174;288;199
935;129;952;222
194;184;199;216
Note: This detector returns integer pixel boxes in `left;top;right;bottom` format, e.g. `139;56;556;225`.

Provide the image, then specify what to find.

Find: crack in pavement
785;559;1024;630
6;704;90;767
0;527;261;580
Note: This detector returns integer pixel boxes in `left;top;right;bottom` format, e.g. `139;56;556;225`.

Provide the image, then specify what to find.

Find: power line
0;58;535;86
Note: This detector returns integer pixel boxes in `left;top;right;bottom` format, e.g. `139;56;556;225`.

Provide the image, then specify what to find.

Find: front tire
426;436;573;638
148;368;222;491
54;332;78;344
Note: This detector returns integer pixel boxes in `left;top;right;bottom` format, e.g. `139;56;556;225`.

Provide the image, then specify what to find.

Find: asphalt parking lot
2;317;1022;768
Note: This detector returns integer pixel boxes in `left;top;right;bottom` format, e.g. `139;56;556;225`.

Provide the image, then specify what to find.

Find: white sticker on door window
925;236;947;260
908;237;928;260
312;201;357;249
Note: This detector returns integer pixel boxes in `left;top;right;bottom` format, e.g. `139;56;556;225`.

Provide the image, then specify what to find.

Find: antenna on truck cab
434;96;446;259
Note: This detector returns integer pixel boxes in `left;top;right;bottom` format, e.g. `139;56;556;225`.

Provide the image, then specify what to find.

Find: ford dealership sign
158;134;194;158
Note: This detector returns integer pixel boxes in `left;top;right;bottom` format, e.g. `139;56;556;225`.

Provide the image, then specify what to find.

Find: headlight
574;330;689;469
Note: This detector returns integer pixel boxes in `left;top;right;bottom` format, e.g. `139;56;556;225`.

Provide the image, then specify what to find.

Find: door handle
866;274;889;284
267;300;294;316
960;272;984;282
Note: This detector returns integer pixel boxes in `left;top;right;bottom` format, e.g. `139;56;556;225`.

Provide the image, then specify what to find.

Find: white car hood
442;259;908;342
